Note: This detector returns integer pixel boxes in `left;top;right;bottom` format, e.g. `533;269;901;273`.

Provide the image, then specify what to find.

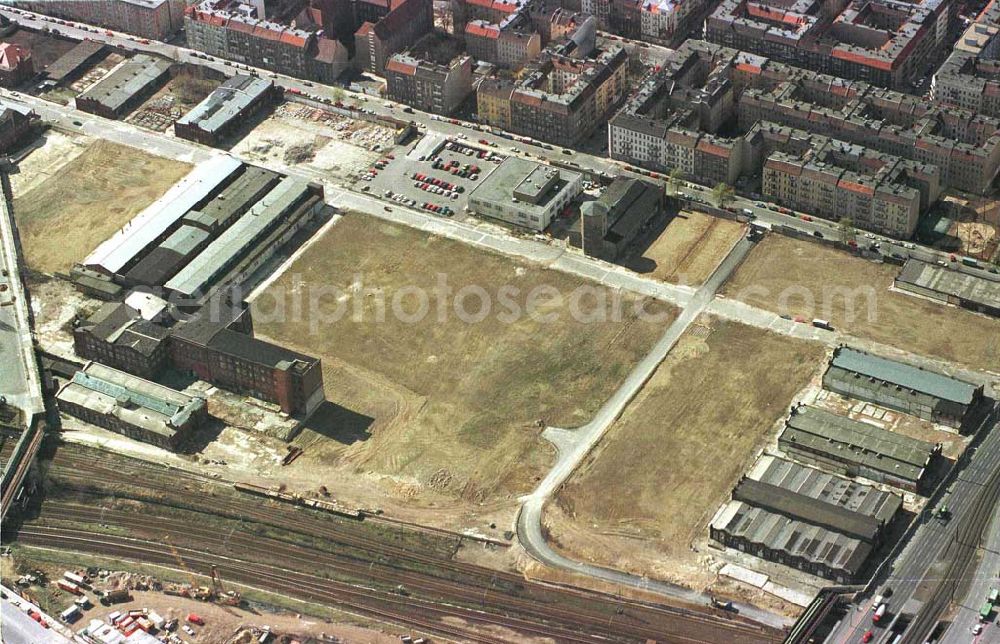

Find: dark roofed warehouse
822;347;983;428
710;455;902;583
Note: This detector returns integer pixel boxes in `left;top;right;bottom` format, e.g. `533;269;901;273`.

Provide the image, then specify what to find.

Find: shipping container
57;580;82;595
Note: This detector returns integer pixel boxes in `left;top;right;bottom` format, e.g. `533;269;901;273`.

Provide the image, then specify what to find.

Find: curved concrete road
516;236;794;631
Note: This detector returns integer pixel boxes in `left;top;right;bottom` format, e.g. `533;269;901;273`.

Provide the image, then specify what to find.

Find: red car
800;215;813;222
861;630;873;643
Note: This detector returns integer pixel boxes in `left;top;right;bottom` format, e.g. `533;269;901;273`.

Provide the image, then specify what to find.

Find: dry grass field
252;215;677;506
625;210;744;286
722;235;1000;372
547;317;824;587
12;140;192;274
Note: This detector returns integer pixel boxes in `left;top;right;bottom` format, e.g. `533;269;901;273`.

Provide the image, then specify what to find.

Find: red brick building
0;43;33;88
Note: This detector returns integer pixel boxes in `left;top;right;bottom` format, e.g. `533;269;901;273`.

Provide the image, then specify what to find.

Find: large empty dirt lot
547;317;824;589
230;104;389;179
626;210;744;286
722;235;1000;373
252;215;676;512
12;139;191;274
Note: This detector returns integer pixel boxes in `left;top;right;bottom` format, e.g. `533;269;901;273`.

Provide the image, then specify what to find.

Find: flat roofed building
175;75;276;146
75;54;173;119
467;156;582;230
822;347;984;428
710;455;902;582
56;362;207;450
780;404;941;490
895;259;1000;318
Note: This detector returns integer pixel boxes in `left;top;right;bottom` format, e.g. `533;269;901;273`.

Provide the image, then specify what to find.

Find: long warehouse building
121;166;280;287
711;456;902;583
56;361;208;451
822;347;984;428
84;155;244;277
779;405;941;491
164;177;324;302
75;54;173;119
894;259;1000;318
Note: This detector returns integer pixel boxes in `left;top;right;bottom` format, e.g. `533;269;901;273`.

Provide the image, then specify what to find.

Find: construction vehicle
210;566;241;606
164;536;212;601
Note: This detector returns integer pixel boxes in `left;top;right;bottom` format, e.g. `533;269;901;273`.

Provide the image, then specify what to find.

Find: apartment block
385;54;473;115
932;6;1000;118
477;40;627;146
609;40;1000;217
706;0;953;90
184;0;349;82
582;0;697;45
22;0;186;41
353;0;434;74
464;20;542;67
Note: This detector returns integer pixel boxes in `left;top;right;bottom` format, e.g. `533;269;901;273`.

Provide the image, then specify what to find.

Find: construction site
722;234;1000;373
546;317;826;615
230;103;394;180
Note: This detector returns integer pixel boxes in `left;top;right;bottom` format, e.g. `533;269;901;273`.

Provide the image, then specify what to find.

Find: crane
163;536;212;601
210;565;241;606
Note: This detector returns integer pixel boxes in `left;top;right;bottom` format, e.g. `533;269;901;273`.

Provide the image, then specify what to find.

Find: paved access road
1;3;991;276
824;403;1000;644
514;236;798;631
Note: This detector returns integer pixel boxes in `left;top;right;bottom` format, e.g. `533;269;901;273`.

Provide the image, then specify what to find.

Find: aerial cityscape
0;0;997;641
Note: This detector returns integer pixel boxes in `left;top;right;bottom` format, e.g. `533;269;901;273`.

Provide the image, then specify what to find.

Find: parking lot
355;136;505;220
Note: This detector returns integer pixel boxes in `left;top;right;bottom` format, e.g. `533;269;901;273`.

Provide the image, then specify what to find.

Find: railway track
24;444;784;643
26;503;778;643
900;462;1000;644
16;525;769;644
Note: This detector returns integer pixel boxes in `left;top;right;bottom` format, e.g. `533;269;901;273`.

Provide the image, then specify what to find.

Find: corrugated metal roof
77;54;172;112
176;75;273;134
84;155;243;275
831;347;979;404
165;177;309;297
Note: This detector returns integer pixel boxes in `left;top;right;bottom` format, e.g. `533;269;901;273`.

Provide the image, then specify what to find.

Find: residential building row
932;1;1000;117
477;40;628;147
184;0;350;82
706;0;953;90
608;40;1000;236
21;0;187;41
582;0;701;46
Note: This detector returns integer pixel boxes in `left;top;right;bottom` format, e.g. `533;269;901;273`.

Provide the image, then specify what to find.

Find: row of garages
711;347;984;583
